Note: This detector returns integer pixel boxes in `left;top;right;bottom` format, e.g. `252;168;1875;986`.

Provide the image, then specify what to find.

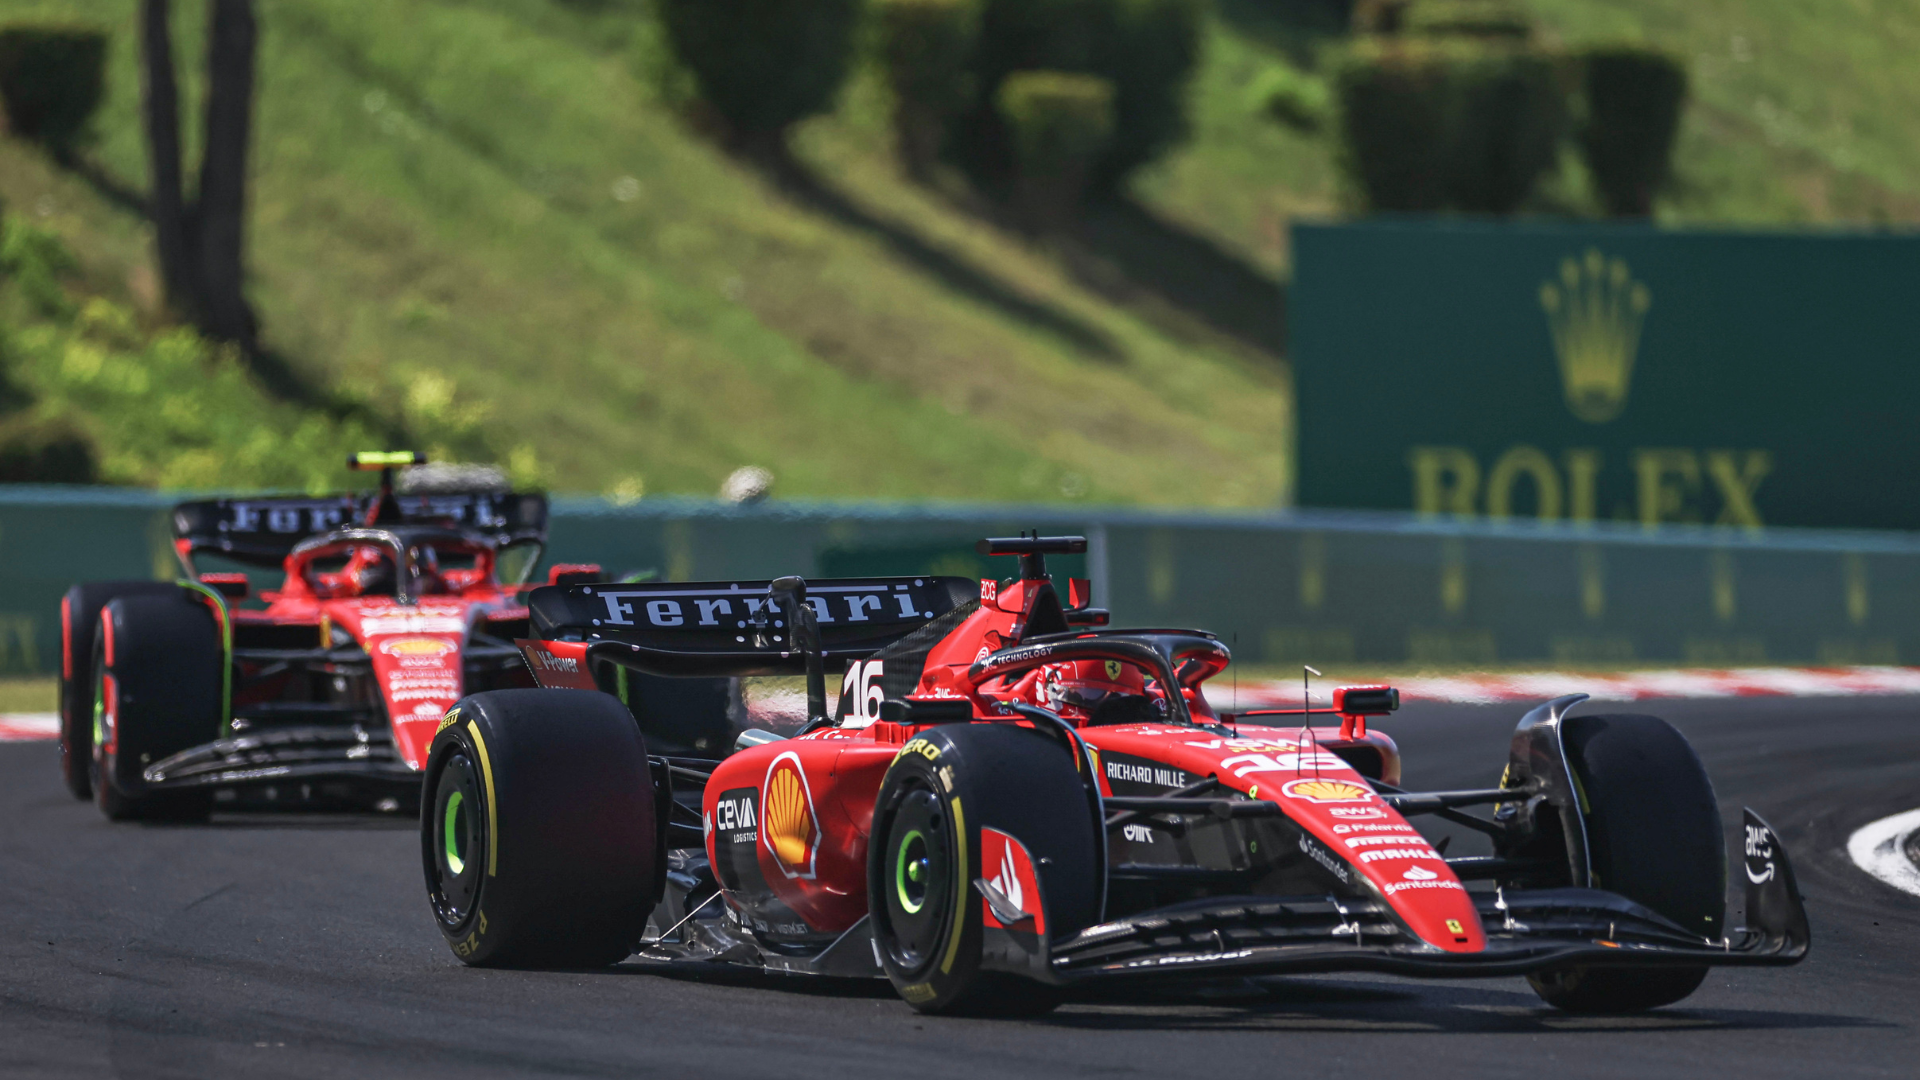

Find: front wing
635;808;1808;987
999;807;1809;985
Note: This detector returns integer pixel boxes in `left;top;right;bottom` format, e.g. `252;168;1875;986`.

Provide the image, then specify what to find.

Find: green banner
1291;221;1920;531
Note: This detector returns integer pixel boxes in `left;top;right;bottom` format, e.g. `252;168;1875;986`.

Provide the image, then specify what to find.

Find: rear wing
173;491;549;566
527;575;977;677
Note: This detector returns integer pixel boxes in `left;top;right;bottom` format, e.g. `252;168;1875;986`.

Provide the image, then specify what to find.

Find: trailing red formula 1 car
58;453;624;820
421;536;1809;1014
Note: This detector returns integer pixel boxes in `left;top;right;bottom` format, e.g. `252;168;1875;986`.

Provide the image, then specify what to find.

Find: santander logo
1403;864;1438;881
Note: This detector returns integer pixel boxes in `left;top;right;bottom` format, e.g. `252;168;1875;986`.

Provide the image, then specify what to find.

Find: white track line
1847;808;1920;898
0;713;59;742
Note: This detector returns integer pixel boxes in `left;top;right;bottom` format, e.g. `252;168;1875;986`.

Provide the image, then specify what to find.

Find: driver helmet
1043;659;1163;726
413;545;449;595
349;549;398;596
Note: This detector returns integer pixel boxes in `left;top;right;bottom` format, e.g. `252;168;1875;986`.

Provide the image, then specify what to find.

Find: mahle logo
1539;249;1650;423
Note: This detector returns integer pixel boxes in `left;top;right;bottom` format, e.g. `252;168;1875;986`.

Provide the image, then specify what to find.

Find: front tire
1527;712;1723;1013
867;722;1101;1015
92;593;221;822
422;689;659;968
58;581;180;800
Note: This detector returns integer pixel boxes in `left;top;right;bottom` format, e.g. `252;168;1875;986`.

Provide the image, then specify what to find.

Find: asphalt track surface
4;695;1918;1079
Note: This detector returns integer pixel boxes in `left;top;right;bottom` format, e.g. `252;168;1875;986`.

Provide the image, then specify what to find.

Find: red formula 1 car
57;454;600;820
420;536;1809;1014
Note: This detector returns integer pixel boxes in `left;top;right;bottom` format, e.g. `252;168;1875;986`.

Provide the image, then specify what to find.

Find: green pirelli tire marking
444;790;467;876
896;829;927;914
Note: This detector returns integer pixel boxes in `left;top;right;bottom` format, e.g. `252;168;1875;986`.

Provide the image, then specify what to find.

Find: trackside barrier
1;486;1916;676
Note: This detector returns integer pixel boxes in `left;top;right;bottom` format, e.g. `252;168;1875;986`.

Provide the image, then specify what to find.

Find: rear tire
422;689;659;968
58;581;180;800
92;593;221;822
1527;712;1723;1013
867;722;1101;1016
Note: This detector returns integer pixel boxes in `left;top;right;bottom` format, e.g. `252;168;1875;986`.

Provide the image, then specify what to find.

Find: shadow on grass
58;151;152;221
737;146;1127;363
47;148;407;439
1068;195;1289;360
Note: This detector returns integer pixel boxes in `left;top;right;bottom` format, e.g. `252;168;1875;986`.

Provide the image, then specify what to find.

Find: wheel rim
428;750;484;927
895;829;930;914
91;670;108;752
443;791;468;876
879;783;954;972
90;666;112;796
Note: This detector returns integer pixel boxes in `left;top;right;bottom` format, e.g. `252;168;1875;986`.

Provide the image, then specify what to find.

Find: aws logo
1540;248;1649;424
762;752;820;880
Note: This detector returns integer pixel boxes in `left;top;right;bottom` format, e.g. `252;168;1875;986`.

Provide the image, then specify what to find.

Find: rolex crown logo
1539;248;1650;424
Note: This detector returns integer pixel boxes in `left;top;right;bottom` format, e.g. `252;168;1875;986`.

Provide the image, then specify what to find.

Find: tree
140;0;258;355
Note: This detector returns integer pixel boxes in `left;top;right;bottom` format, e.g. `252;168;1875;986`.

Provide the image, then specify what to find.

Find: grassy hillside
0;0;1911;501
0;0;1289;505
1148;0;1920;261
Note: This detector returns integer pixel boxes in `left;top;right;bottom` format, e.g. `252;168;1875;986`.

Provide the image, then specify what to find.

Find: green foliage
0;216;381;490
961;0;1206;191
0;24;106;153
654;0;863;140
1578;44;1687;217
873;0;982;173
1334;38;1568;214
997;71;1118;228
998;71;1116;178
1447;46;1566;212
8;305;384;490
0;2;1289;508
1403;0;1532;41
876;0;980;116
0;413;93;482
0;214;78;318
1249;62;1330;134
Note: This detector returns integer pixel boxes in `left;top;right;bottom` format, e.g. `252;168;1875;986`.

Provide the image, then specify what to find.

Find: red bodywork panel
222;545;529;770
702;574;1487;956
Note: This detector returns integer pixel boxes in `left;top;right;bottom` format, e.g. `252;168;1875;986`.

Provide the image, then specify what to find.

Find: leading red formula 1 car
56;454;639;821
421;536;1809;1014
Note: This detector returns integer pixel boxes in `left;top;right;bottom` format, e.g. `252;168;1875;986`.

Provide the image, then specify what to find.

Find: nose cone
1271;778;1486;951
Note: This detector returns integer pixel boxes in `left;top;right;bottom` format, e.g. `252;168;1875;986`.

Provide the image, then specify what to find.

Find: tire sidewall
92;592;222;812
867;722;1101;1012
420;689;660;968
1564;712;1726;937
1530;712;1724;1012
59;581;180;800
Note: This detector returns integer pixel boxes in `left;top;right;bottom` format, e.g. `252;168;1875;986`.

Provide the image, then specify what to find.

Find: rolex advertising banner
1290;221;1920;531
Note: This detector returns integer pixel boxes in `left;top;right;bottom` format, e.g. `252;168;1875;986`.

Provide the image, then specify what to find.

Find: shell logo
762;751;819;879
1281;777;1375;804
380;637;455;658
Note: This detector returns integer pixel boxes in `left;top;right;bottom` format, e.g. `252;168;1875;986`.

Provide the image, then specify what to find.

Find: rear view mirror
199;573;250;600
1333;685;1400;716
547;563;605;587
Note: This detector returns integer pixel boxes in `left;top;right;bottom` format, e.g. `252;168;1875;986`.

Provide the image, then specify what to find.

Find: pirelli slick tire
91;593;221;822
1528;713;1722;1013
422;689;659;968
867;722;1101;1016
59;581;180;800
